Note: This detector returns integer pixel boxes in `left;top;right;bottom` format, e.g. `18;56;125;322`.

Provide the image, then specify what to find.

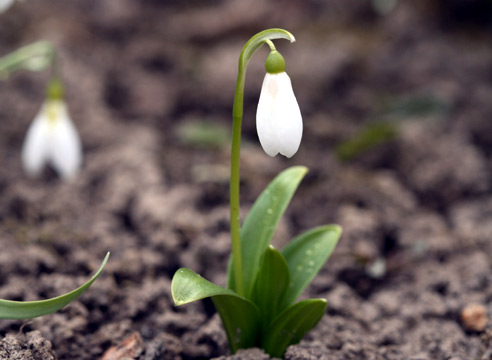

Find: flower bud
46;78;64;101
265;50;285;74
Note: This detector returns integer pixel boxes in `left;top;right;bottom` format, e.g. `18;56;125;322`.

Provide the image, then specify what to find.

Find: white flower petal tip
22;100;82;180
0;0;15;13
256;72;303;158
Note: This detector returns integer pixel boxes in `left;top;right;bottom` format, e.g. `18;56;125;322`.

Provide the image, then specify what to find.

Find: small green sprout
336;122;398;162
171;29;341;357
335;93;449;162
175;120;230;149
0;41;83;179
0;252;109;319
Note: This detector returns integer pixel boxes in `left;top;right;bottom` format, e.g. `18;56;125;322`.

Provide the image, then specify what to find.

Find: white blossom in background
256;71;303;158
0;0;16;13
22;100;82;179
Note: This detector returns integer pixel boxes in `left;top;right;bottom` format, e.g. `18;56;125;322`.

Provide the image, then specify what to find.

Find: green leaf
336;122;398;162
380;93;450;119
175;120;230;149
280;226;341;310
263;299;327;358
0;252;110;319
252;245;290;332
172;268;260;352
228;166;308;299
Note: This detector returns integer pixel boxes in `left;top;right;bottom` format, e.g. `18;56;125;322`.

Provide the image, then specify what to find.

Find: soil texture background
1;1;492;359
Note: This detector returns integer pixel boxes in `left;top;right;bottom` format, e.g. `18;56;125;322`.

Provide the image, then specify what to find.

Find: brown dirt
1;0;492;359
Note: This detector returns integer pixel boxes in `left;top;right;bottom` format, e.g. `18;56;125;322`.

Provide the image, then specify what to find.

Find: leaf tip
287;165;308;178
173;298;186;306
171;268;190;306
91;252;110;281
298;165;308;174
331;224;342;237
318;224;342;238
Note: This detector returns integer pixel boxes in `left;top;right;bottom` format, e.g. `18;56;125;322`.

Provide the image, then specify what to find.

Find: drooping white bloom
22;100;82;179
256;71;303;158
0;0;16;13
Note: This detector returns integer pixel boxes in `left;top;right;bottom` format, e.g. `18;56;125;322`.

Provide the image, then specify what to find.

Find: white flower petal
0;0;15;13
256;72;302;158
256;73;280;157
22;100;82;179
21;107;51;177
274;73;302;158
47;101;82;179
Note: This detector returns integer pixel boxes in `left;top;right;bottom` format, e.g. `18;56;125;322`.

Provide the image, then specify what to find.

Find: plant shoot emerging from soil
171;29;341;358
0;41;83;180
0;42;107;319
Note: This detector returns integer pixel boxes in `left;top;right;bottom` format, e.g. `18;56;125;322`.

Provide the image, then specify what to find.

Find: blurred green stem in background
336;93;450;162
336;122;398;162
0;41;56;79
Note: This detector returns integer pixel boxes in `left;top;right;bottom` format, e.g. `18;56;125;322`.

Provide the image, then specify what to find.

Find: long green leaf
252;245;290;332
0;252;110;319
263;299;327;358
280;225;341;310
172;268;260;352
228;166;308;299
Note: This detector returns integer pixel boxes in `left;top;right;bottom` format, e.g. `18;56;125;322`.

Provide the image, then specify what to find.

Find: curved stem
230;29;295;297
0;41;55;79
265;40;277;51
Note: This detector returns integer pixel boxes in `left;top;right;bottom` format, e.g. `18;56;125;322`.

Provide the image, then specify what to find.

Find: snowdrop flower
22;80;82;179
256;50;302;158
0;0;16;13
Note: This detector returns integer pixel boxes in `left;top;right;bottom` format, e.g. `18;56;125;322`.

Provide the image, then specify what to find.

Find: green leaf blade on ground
335;122;398;162
0;252;110;319
172;268;260;352
252;245;290;332
280;225;341;310
263;299;327;358
228;166;308;299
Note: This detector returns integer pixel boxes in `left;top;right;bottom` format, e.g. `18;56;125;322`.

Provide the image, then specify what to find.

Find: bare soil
1;0;492;359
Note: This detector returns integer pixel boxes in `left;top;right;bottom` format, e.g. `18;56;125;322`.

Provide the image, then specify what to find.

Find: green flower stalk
172;29;341;357
0;41;55;79
229;29;300;298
